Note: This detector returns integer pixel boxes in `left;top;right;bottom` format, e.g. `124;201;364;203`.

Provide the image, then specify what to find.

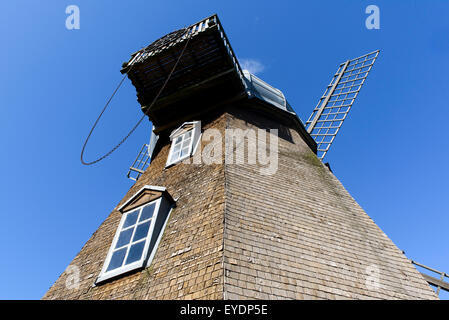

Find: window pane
132;221;151;242
182;138;191;148
174;136;182;144
171;151;180;162
116;228;134;248
139;203;155;221
173;144;181;152
123;210;138;228
125;241;145;265
180;147;189;157
107;247;127;271
185;130;192;138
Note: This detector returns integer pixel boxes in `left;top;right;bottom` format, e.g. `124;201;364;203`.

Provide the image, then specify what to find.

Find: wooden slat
420;273;449;292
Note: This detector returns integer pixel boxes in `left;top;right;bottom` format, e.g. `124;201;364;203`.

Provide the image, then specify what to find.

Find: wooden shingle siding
222;107;437;300
43;111;227;300
43;104;437;300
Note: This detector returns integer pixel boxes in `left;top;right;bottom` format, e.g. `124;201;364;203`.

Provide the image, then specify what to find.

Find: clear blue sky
1;1;448;299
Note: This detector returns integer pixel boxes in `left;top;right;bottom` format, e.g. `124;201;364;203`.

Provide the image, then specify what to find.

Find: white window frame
166;121;201;167
96;198;162;283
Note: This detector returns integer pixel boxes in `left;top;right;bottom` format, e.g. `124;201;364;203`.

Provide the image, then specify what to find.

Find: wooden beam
420;273;449;292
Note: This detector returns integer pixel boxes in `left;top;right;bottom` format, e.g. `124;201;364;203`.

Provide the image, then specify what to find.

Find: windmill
47;14;443;300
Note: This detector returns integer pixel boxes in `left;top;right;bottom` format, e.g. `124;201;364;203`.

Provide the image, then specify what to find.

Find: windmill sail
306;50;379;160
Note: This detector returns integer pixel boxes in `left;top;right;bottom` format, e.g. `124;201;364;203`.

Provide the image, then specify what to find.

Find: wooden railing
411;260;449;296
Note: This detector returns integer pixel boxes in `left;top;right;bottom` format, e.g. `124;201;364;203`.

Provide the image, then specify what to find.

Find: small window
166;121;201;167
96;186;174;284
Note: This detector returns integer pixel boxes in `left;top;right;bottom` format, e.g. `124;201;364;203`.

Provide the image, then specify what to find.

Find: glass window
104;202;156;273
166;121;201;167
97;197;167;283
168;130;193;165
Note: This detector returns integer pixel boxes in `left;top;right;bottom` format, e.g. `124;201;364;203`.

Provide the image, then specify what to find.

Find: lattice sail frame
306;50;379;160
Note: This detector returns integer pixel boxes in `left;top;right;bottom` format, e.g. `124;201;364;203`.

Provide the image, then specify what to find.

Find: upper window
166;121;201;167
96;186;174;284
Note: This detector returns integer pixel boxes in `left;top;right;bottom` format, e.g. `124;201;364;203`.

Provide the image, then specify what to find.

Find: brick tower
44;15;437;300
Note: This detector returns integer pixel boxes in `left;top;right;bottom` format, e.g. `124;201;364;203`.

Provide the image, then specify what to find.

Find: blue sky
1;1;448;299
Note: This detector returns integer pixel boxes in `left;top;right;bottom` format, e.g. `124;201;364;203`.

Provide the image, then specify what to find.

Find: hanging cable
80;28;192;165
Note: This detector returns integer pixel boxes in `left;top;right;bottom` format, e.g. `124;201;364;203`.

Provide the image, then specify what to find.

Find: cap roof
122;14;305;131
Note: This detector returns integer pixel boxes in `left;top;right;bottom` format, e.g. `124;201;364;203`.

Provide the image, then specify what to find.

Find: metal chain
80;28;191;165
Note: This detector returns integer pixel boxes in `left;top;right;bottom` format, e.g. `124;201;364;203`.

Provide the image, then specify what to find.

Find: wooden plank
420;273;449;292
